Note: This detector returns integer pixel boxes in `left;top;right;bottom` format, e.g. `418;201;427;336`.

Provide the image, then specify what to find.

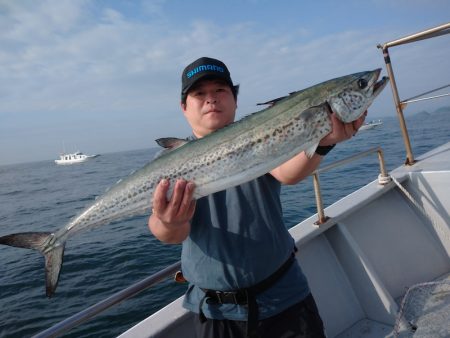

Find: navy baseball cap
181;57;234;97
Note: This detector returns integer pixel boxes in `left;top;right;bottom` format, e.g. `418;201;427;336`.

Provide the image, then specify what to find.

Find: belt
198;249;297;337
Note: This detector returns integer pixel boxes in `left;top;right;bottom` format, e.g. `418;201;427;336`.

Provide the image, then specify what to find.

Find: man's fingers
321;110;369;145
344;122;355;139
152;179;170;214
187;197;197;220
179;182;196;214
169;179;187;214
352;112;367;130
151;179;196;223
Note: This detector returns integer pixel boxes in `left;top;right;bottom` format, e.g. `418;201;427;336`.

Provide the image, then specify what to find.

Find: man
149;57;366;338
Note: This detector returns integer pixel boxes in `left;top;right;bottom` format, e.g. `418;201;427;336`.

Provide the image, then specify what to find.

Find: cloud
2;1;448;116
1;0;449;165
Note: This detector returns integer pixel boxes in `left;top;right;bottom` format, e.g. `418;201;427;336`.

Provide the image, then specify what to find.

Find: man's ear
181;102;187;113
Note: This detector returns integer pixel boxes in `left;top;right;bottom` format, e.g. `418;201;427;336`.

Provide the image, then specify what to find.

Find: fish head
328;69;389;123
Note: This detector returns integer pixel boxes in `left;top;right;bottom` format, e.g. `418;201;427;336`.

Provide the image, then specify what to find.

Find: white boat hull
359;121;382;131
55;153;98;165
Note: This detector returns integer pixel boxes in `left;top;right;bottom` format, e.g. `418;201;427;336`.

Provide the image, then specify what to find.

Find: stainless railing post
312;147;392;224
377;148;389;181
378;46;415;165
312;172;328;225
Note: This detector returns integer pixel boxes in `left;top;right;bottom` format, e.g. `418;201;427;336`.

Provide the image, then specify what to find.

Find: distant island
411;106;450;119
364;106;450;122
433;106;450;115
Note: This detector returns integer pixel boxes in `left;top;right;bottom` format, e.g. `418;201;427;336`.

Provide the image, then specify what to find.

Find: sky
1;0;449;165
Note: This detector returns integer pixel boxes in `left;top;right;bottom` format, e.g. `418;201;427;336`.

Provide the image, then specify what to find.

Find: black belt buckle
215;290;225;304
207;290;242;304
229;291;240;304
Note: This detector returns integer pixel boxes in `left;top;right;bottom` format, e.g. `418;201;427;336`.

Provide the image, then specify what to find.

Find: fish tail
0;232;65;297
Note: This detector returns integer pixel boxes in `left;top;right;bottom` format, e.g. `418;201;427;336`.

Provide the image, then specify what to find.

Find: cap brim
182;74;233;95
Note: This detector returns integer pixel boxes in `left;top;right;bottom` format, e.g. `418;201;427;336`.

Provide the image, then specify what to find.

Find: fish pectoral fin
44;244;65;298
155;137;189;149
305;142;319;158
153;138;191;160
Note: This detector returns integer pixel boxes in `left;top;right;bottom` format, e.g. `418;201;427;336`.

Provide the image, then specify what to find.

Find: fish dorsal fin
255;91;300;107
155;137;189;149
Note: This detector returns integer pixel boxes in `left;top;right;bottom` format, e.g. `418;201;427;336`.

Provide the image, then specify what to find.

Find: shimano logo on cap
186;64;225;79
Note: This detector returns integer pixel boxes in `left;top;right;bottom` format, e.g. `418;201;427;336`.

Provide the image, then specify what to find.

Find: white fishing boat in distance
54;151;99;165
359;119;383;131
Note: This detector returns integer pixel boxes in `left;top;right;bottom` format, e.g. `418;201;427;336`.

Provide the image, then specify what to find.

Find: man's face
181;79;237;138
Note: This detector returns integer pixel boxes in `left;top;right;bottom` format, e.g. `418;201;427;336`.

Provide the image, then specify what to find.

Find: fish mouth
371;68;389;98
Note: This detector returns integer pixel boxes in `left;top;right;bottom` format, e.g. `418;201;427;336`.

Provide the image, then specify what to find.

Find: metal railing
312;147;390;225
377;22;450;165
32;261;181;338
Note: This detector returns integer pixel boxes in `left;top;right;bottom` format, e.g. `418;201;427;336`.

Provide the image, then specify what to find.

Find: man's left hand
319;111;367;146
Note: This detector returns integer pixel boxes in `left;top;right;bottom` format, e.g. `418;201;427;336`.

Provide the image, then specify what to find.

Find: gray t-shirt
182;173;310;320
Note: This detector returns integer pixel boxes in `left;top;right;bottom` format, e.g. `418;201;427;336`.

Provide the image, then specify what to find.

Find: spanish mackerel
0;69;388;297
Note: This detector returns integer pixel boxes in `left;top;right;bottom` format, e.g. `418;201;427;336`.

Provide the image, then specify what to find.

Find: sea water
0;110;449;337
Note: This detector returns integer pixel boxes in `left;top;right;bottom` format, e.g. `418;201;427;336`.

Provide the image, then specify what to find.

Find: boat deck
119;142;450;337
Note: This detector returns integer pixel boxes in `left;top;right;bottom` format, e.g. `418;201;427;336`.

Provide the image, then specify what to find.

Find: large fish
0;69;388;297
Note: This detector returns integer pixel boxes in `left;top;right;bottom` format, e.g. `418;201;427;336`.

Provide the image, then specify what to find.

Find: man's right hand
148;179;196;244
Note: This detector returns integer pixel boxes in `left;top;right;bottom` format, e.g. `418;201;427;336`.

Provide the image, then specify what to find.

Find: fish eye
357;79;368;89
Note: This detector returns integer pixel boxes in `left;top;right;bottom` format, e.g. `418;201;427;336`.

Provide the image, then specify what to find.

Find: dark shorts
193;293;326;338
